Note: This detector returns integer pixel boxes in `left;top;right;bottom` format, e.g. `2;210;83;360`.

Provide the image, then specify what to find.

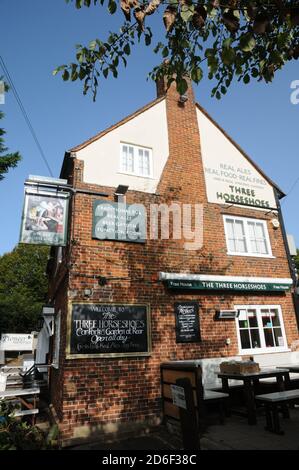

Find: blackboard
69;303;150;357
174;302;201;343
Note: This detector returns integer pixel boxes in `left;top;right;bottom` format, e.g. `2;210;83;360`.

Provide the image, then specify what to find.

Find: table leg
243;378;257;425
264;403;273;432
283;372;291;391
272;403;284;435
276;376;289;418
221;378;229;394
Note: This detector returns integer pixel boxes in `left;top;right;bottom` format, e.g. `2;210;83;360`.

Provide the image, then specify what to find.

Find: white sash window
223;215;273;257
120;143;152;177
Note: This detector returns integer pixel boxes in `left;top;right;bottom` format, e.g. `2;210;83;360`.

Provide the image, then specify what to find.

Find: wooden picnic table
282;366;299;373
217;368;290;425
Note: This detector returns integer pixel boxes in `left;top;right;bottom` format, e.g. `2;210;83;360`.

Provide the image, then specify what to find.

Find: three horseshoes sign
67;303;151;358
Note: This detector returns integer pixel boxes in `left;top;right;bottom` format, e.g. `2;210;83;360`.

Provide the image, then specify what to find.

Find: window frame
119;143;153;178
223;215;273;258
235;304;289;355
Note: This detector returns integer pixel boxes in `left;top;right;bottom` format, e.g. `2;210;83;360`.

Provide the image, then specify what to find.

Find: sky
0;0;298;256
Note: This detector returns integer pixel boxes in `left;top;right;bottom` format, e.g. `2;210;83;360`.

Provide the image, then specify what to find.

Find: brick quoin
47;79;299;445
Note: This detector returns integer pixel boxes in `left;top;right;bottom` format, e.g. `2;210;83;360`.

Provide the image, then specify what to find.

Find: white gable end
76;100;168;194
196;107;277;210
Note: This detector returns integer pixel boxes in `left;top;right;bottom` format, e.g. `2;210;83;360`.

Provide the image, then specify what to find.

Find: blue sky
0;0;298;256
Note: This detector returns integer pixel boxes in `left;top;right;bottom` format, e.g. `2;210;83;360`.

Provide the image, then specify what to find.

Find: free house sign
68;303;151;358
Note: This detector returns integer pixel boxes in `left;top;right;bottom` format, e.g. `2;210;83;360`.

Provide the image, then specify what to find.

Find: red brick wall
48;82;298;442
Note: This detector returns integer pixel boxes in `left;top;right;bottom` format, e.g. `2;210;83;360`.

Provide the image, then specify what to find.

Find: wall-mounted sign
92;200;146;243
0;334;33;351
199;125;277;209
20;192;69;246
67;303;151;358
174;302;201;343
167;279;292;292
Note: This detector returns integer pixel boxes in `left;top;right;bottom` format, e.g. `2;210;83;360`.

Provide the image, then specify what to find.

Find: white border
159;272;293;285
119;142;153;178
223;214;274;258
234;304;289;355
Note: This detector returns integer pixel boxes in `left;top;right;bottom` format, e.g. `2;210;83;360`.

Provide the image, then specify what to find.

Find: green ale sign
92;200;146;243
167;279;292;292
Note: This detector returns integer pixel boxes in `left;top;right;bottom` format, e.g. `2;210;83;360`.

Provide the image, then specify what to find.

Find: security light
179;94;188;104
115;185;129;196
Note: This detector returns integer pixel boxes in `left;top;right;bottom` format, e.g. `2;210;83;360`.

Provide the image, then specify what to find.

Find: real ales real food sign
199;113;277;209
69;304;150;357
92;200;146;243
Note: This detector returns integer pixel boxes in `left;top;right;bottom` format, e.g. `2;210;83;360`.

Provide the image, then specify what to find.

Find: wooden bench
161;363;229;432
203;390;230;423
256;389;299;435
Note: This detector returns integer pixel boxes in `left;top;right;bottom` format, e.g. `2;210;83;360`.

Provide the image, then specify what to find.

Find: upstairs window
223;215;272;257
120;143;152;177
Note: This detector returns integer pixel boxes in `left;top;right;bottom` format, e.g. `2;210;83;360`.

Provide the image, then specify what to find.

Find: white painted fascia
159;272;293;285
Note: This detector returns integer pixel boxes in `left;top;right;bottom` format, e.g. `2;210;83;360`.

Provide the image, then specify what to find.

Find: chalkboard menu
68;303;150;358
174;302;201;343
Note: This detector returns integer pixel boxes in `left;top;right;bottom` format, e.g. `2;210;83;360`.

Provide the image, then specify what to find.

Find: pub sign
20;191;69;246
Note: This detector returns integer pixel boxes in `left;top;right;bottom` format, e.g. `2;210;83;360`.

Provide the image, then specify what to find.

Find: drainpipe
274;189;299;329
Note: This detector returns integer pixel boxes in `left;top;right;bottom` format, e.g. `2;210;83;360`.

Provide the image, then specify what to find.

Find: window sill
227;252;275;259
238;348;291;356
117;171;154;180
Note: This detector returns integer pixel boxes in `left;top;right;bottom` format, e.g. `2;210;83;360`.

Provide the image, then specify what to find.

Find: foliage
0;399;59;450
0;244;49;334
54;0;299;99
0;79;21;180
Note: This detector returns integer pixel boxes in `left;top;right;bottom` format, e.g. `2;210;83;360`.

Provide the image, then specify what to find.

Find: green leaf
162;47;169;58
62;70;70;81
221;47;236;65
52;65;66;76
79;67;87;80
176;78;188;95
180;4;194;23
239;33;256;53
223;37;233;49
124;44;131;55
191;67;203;84
108;0;117;14
89;40;97;51
205;48;215;58
243;74;250;84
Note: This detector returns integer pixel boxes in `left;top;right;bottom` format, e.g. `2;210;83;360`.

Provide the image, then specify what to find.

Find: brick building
47;79;299;444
